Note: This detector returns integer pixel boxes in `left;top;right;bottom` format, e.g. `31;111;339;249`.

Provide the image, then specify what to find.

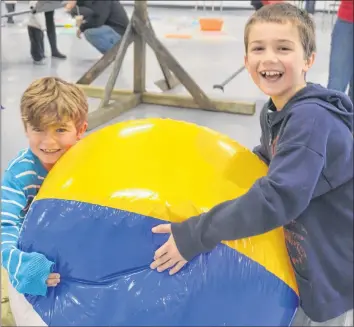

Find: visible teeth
43;149;59;153
261;71;282;76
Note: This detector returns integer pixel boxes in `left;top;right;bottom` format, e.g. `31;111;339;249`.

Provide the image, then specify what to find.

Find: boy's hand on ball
46;273;60;287
150;224;187;275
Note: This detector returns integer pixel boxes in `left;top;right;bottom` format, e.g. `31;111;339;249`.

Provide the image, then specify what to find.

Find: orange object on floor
199;18;224;31
164;34;192;39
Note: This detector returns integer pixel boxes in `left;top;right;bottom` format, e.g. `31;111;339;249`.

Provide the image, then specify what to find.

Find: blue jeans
327;18;353;103
83;25;122;54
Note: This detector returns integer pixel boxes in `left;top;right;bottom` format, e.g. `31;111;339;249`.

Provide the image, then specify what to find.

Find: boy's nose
41;135;58;147
263;50;278;63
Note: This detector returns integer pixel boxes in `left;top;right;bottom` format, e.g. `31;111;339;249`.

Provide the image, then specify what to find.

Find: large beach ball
17;118;298;326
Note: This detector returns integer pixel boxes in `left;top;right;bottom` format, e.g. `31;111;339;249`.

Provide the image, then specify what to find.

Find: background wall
120;0;340;12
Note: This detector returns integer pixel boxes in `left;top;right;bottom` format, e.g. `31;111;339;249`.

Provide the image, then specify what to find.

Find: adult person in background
327;0;353;103
28;1;66;63
65;0;129;55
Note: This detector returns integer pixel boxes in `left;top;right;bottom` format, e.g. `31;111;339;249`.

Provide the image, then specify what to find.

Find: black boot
45;11;67;59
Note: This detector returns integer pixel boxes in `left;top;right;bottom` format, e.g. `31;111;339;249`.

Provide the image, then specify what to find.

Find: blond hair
244;2;316;59
21;77;88;129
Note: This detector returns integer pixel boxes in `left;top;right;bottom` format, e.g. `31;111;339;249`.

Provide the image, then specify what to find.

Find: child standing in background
26;1;66;64
27;0;46;64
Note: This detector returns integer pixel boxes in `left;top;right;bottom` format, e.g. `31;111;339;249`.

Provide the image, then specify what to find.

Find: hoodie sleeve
79;3;111;32
252;139;270;165
70;6;95;20
252;102;271;165
171;113;325;261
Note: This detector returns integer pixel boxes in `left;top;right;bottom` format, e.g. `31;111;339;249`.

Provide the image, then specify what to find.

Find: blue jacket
171;83;354;322
1;149;53;296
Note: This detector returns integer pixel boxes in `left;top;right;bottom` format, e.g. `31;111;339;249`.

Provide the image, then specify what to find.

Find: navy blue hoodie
171;83;354;322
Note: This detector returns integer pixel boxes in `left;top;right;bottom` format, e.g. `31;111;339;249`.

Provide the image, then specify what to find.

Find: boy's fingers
46;279;60;287
154;239;171;260
150;253;170;270
156;258;175;273
152;224;171;234
169;260;187;275
48;273;60;279
46;273;61;287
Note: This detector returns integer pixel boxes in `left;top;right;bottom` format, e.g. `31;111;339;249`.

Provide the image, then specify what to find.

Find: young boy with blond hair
1;77;88;303
150;3;353;326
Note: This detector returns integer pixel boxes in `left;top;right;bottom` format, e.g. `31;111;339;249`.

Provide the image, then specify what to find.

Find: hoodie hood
271;83;354;132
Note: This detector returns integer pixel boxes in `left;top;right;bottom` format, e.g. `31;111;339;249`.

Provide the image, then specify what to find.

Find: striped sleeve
1;170;54;296
1;170;27;269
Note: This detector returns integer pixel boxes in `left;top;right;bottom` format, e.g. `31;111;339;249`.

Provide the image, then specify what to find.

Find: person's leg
5;2;15;23
38;29;45;60
28;26;45;63
291;307;354;326
83;25;122;54
305;0;316;15
327;18;353;98
44;10;66;59
250;0;263;11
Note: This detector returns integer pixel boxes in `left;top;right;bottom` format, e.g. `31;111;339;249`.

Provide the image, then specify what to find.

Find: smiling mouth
40;149;61;154
260;71;284;81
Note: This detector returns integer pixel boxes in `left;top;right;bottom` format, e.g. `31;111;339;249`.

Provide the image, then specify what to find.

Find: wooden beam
88;94;141;131
77;85;132;99
132;14;216;111
145;17;180;91
78;85;255;115
142;93;255;115
99;21;134;109
76;39;133;85
75;0;255;130
133;2;147;94
76;3;178;91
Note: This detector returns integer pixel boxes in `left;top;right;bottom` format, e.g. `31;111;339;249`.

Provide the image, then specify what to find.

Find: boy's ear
77;121;88;139
244;55;250;73
304;52;316;73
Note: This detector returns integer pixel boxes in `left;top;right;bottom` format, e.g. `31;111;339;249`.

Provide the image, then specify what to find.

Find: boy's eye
33;128;42;132
57;128;67;133
279;47;291;51
251;47;264;51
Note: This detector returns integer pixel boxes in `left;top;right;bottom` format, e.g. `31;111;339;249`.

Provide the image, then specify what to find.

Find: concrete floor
1;3;336;172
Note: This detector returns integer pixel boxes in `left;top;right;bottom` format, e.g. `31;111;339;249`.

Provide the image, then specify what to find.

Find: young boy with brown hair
1;77;88;299
150;3;353;326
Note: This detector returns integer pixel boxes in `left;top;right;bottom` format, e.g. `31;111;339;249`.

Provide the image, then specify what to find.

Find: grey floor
1;3;336;172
